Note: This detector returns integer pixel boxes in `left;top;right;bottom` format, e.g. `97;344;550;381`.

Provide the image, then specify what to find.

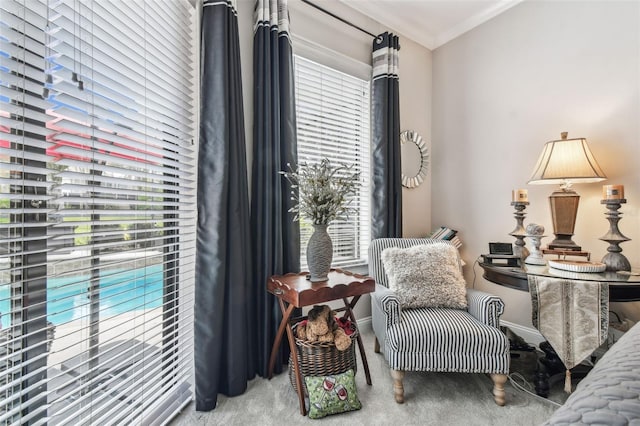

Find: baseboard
500;320;544;347
356;315;372;330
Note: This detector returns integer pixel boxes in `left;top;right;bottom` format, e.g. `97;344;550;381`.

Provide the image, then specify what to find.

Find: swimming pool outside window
0;1;197;424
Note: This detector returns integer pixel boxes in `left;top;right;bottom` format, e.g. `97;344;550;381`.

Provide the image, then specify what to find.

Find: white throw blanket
528;275;609;392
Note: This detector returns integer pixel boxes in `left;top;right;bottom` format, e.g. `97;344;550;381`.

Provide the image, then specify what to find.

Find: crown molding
339;0;523;51
433;0;524;49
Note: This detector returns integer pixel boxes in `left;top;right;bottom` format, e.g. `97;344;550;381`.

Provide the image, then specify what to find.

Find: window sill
301;263;369;275
340;263;369;276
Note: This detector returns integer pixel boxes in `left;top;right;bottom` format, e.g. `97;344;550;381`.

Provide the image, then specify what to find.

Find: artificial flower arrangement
280;158;360;225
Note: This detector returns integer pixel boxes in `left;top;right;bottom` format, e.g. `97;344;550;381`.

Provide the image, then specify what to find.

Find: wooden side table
267;269;375;416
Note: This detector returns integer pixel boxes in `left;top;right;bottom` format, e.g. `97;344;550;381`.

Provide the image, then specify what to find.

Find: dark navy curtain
251;0;300;377
195;0;254;411
371;32;402;238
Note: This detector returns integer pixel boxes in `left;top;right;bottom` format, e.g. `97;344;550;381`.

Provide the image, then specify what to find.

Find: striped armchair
369;238;510;405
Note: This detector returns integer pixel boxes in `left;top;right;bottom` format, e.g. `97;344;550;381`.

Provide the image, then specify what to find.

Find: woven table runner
528;275;608;392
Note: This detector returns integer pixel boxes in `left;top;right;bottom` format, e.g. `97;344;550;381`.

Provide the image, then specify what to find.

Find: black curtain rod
301;0;377;39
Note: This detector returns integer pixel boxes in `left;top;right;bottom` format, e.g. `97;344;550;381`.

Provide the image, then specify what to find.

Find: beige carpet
171;323;562;425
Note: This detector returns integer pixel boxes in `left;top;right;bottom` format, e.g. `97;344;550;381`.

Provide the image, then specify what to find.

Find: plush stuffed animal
295;304;352;351
302;304;335;343
332;323;351;352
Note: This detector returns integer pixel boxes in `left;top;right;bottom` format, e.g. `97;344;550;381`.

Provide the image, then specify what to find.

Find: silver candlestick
599;199;631;272
509;201;530;261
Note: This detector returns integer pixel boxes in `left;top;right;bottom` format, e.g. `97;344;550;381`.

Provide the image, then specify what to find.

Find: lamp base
548;189;581;251
548;236;582;251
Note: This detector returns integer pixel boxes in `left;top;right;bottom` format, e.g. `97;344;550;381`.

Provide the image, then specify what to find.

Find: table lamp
528;132;607;251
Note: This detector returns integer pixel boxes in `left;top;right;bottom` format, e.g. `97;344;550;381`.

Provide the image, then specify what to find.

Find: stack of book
428;226;462;249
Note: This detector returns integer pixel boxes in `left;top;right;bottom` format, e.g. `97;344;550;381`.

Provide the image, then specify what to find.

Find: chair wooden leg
390;369;405;403
491;373;507;406
374;337;380;353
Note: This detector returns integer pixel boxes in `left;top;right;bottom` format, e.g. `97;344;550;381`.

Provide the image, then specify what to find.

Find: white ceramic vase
307;224;333;282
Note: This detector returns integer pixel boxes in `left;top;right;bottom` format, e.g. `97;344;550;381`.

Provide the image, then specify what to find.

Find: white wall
432;0;640;328
399;38;432;237
235;0;433;320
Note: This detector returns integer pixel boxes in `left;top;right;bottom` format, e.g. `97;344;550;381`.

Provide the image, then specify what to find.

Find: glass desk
480;263;640;302
481;262;640;396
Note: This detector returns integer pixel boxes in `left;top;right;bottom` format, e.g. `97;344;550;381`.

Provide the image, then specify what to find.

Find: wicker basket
288;322;358;394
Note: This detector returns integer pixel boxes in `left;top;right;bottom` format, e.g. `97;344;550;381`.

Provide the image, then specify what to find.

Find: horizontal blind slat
0;0;196;424
294;54;371;267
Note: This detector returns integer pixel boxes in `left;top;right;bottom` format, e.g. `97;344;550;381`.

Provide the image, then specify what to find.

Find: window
0;1;196;424
294;55;371;267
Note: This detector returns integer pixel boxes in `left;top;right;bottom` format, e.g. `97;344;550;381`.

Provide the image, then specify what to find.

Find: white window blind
294;55;371;267
0;1;196;425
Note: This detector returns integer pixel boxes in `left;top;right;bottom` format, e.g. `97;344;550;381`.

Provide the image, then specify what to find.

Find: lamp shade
528;133;607;185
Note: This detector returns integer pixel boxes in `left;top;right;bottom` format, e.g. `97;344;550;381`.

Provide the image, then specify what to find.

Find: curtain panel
371;32;403;239
195;0;254;411
251;0;301;378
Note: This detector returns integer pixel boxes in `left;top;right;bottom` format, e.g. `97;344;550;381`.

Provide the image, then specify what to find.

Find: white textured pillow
381;243;467;309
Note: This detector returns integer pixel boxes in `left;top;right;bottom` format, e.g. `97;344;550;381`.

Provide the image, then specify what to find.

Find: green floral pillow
304;369;362;419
